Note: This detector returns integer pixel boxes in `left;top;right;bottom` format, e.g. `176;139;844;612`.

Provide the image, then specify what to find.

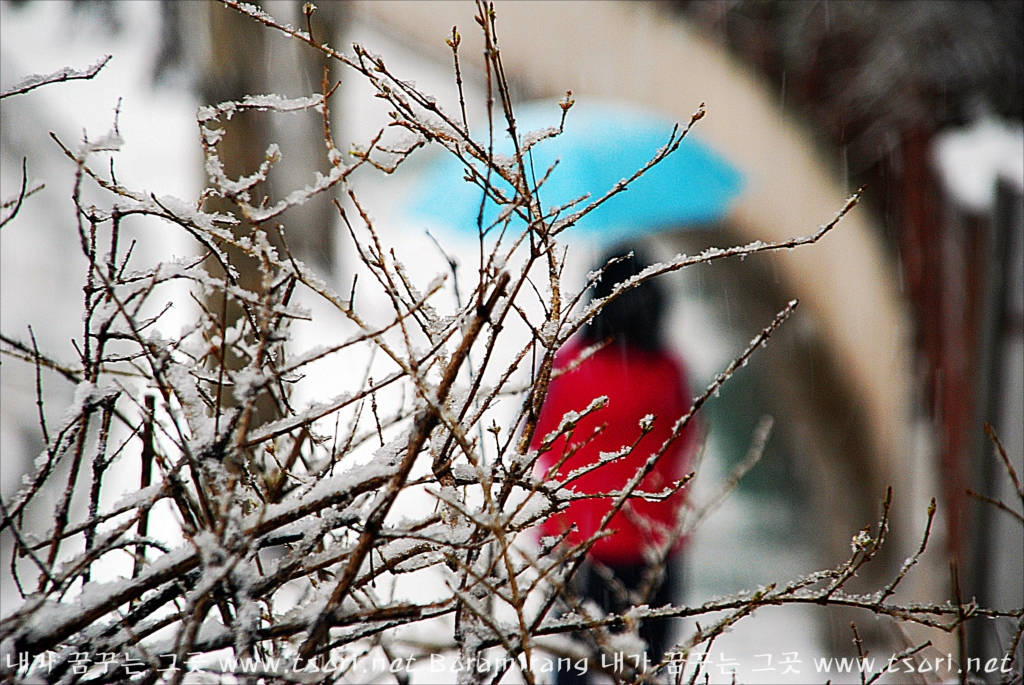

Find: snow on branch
0;54;112;99
0;2;1019;684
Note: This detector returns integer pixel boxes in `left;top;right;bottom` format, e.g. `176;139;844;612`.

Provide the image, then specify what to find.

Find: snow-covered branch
1;2;1020;684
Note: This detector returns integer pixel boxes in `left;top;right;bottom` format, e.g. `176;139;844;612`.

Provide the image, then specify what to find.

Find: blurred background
2;1;1021;681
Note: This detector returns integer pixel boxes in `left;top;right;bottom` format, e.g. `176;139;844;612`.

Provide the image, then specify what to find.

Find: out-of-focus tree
153;0;348;429
155;0;347;278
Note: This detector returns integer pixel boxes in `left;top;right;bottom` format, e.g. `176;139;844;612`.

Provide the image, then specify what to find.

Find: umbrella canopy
408;100;744;243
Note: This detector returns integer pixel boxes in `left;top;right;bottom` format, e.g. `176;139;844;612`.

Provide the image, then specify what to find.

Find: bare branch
0;54;112;99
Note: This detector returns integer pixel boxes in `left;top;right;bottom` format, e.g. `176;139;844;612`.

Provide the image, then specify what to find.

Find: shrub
1;2;1020;683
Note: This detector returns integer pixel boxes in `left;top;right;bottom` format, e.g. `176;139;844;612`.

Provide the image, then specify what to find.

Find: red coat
532;338;697;565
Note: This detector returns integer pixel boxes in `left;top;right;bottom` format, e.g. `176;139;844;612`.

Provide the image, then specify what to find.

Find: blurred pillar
902;122;981;565
262;0;348;275
967;179;1024;669
930;119;1024;671
164;1;347;429
197;0;346;276
200;0;281;428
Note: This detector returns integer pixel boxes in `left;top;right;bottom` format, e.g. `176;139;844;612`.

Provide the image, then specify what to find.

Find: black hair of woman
583;244;666;351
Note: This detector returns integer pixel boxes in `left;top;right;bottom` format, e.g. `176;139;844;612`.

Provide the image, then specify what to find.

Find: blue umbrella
408;99;743;243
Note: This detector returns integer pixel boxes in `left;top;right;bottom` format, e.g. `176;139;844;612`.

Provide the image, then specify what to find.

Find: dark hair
583;245;666;350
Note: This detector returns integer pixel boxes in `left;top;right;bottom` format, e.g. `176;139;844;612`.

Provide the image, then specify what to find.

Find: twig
0;158;45;229
0;54;112;99
966;488;1024;524
986;422;1023;500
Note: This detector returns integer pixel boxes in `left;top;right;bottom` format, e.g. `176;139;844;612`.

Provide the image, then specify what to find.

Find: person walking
532;246;699;682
